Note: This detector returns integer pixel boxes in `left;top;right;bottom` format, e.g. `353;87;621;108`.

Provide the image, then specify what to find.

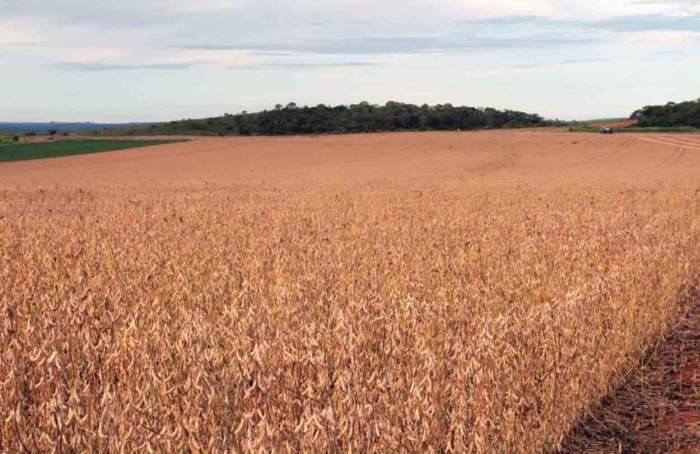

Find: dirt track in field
589;119;639;128
2;130;700;189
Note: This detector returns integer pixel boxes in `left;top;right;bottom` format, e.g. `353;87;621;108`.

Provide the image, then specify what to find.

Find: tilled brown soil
561;289;700;453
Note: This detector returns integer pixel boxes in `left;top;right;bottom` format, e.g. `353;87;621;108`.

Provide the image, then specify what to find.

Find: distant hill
632;99;700;128
0;122;151;133
98;102;553;137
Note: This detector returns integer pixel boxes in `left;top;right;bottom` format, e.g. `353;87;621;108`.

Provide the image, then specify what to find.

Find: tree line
631;99;700;128
118;102;550;136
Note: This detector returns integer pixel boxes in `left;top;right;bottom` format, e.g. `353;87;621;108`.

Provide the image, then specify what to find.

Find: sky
1;0;699;122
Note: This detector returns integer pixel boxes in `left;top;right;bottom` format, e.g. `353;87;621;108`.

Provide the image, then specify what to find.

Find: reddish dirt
23;135;72;144
674;449;700;454
659;411;700;429
673;357;700;385
590;119;639;128
2;130;700;190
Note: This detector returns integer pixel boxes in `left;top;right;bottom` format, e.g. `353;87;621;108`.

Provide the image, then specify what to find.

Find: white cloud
614;29;700;46
1;0;699;121
0;18;46;45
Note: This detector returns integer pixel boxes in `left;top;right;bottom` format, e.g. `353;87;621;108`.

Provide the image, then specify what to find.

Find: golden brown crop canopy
2;130;700;452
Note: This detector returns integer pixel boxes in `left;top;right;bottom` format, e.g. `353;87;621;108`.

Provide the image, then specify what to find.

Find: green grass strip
0;139;185;163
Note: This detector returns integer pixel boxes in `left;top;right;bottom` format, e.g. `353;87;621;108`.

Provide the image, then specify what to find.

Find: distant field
0;134;20;145
624;125;700;133
568;118;700;134
0;139;185;162
569;124;700;134
0;121;152;134
581;117;627;123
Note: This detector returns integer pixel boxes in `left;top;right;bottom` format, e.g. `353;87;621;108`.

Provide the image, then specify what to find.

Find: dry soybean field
2;130;700;452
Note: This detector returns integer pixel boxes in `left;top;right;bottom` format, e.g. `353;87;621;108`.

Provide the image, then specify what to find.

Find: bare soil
589;119;639;128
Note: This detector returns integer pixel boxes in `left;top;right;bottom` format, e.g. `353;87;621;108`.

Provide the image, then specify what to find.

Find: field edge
560;285;700;453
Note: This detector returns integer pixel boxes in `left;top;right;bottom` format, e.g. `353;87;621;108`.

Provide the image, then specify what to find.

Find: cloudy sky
1;0;699;122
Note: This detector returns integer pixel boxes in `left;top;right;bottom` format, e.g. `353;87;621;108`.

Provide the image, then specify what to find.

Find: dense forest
631;99;700;128
106;102;550;136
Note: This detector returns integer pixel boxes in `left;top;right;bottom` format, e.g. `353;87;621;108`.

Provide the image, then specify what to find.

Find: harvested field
2;131;700;187
1;130;700;452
